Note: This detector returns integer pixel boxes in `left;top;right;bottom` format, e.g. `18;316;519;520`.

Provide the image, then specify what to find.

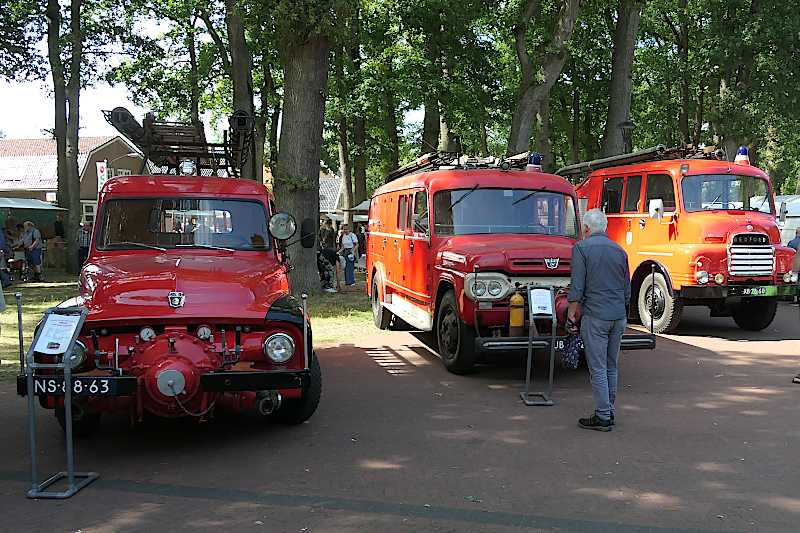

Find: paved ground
0;304;798;533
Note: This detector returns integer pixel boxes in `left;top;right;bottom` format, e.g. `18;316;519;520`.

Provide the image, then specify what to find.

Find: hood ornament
544;258;559;270
168;291;185;308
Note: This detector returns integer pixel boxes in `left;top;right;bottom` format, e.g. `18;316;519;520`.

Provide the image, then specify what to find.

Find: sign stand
520;286;557;406
19;300;98;499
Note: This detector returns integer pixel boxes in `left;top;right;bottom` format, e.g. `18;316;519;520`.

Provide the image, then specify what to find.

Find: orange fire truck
558;145;798;333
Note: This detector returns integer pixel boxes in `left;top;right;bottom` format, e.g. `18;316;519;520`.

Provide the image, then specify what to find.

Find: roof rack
383;151;534;184
555;144;726;182
103;107;254;177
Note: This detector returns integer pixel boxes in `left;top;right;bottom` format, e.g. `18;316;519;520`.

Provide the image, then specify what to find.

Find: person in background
567;209;631;432
22;221;43;281
788;228;800;251
356;223;366;262
78;222;92;264
318;218;337;252
54;213;65;238
338;223;359;287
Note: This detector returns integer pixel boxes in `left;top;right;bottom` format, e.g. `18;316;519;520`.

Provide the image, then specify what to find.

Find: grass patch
0;271;375;382
1;272;78;382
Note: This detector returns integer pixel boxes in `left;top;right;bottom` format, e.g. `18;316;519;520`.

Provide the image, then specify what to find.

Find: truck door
621;175;643;255
638;173;677;255
407;190;432;309
602;176;625;244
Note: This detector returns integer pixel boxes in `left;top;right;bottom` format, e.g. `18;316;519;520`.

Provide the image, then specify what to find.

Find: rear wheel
637;272;682;333
371;276;392;329
275;353;322;425
436;290;477;374
55;402;101;437
732;297;777;331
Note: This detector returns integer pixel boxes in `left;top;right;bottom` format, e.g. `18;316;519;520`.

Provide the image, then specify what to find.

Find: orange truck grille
728;244;774;276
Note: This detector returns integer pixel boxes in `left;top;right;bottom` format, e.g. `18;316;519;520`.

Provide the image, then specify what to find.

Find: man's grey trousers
580;315;626;420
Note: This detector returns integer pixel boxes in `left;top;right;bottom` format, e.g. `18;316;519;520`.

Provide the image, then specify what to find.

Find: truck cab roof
101;175;272;198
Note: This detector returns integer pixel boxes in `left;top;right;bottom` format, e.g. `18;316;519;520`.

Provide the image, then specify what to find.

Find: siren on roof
734;145;750;165
526;152;543;171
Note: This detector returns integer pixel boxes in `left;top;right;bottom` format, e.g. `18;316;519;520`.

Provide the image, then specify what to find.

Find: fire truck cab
367;153;584;373
566;146;798;333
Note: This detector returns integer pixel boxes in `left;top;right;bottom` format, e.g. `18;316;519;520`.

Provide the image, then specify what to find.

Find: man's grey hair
582;208;608;235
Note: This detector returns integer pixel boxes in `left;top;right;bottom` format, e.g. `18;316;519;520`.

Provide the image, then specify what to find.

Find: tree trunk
273;36;331;295
692;84;704;146
535;97;552;171
421;97;440;153
352;115;367;204
269;104;280;168
64;0;82;275
383;75;400;173
478;116;489;157
570;87;581;163
601;0;643;157
507;0;580;155
335;48;353;224
584;105;596;160
47;0;68;214
225;0;257;182
439;112;458;153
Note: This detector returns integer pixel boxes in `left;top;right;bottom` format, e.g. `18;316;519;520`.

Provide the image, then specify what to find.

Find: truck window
623;175;642;212
602;177;624;213
680;174;772;213
412;191;428;234
397;195;407;230
646;174;676;211
98;198;270;250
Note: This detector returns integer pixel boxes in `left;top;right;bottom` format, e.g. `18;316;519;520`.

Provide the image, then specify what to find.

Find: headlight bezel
695;270;709;284
464;273;512;301
66;340;87;369
139;326;156;342
263;332;295;363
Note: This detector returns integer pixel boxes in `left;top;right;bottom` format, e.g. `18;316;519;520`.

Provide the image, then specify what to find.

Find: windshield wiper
704;194;730;209
176;243;235;252
447;184;480;211
512;188;548;206
110;241;166;252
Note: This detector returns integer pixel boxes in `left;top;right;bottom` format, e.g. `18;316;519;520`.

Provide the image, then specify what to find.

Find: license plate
738;286;776;297
31;377;116;397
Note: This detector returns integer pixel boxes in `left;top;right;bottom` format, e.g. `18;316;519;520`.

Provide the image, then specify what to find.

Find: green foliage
0;0;44;79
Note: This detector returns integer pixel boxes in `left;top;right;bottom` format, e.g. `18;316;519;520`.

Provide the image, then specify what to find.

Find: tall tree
601;0;644;157
507;0;581;155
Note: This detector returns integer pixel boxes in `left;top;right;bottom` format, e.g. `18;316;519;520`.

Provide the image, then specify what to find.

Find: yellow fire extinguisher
509;290;525;337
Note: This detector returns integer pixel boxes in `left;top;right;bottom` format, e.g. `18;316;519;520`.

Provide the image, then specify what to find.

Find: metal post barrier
21;305;98;499
520;286;556;406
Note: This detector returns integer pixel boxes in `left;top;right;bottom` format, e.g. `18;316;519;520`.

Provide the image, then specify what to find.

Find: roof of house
319;172;343;213
0;136;133;191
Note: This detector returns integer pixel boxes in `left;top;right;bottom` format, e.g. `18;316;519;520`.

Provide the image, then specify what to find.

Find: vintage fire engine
18;109;321;434
367;152;653;374
561;145;798;333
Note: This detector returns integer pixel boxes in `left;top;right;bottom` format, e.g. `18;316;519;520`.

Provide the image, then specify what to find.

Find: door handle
639;219;646;229
382;238;387;247
410;240;415;252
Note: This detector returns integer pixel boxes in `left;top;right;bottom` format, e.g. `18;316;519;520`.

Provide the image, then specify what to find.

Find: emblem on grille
544;258;559;269
168;291;185;308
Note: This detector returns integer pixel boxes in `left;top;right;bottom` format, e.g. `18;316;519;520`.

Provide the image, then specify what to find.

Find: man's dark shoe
792;374;800;385
578;414;612;432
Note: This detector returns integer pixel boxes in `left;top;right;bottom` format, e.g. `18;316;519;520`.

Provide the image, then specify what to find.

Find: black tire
436;290;478;374
732;297;778;331
371;276;392;330
55;402;101;437
275;353;322;425
637;272;682;333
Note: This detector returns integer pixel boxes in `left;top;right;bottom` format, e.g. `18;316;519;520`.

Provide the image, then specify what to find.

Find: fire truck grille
728;241;774;277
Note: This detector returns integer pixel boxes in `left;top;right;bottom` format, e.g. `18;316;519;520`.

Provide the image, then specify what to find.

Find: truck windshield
433;188;579;237
681;174;773;214
98;198;270;251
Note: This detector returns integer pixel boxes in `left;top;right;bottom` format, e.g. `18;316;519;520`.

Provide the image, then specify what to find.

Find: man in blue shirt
568;209;631;431
788;228;800;251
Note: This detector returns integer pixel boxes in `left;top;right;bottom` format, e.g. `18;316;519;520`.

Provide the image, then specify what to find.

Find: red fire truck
367;153;653;374
18;110;321;434
560;145;798;333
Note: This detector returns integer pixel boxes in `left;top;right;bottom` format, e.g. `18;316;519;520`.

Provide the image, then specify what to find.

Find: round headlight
714;273;725;285
139;326;156;342
487;280;503;297
783;272;792;283
263;333;295;363
695;270;709;284
472;281;487;297
66;340;86;369
196;325;212;341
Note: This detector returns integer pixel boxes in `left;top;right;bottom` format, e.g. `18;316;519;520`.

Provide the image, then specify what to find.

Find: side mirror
300;218;316;249
269;213;297;241
648;199;664;220
779;201;788;224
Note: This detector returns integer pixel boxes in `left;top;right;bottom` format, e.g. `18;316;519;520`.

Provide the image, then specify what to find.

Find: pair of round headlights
472;280;504;298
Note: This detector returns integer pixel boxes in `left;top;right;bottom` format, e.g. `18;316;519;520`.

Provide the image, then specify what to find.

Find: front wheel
637;272;682;333
732;297;777;331
274;353;322;425
436;290;477;374
371;276;393;330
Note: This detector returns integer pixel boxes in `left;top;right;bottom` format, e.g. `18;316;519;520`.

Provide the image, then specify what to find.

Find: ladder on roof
383;151;534;184
555;144;726;182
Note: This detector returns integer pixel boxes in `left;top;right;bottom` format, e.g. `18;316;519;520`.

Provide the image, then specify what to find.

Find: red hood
438;234;576;274
80;252;288;323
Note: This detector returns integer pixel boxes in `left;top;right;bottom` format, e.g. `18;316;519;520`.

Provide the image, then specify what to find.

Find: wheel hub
645;285;666;320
